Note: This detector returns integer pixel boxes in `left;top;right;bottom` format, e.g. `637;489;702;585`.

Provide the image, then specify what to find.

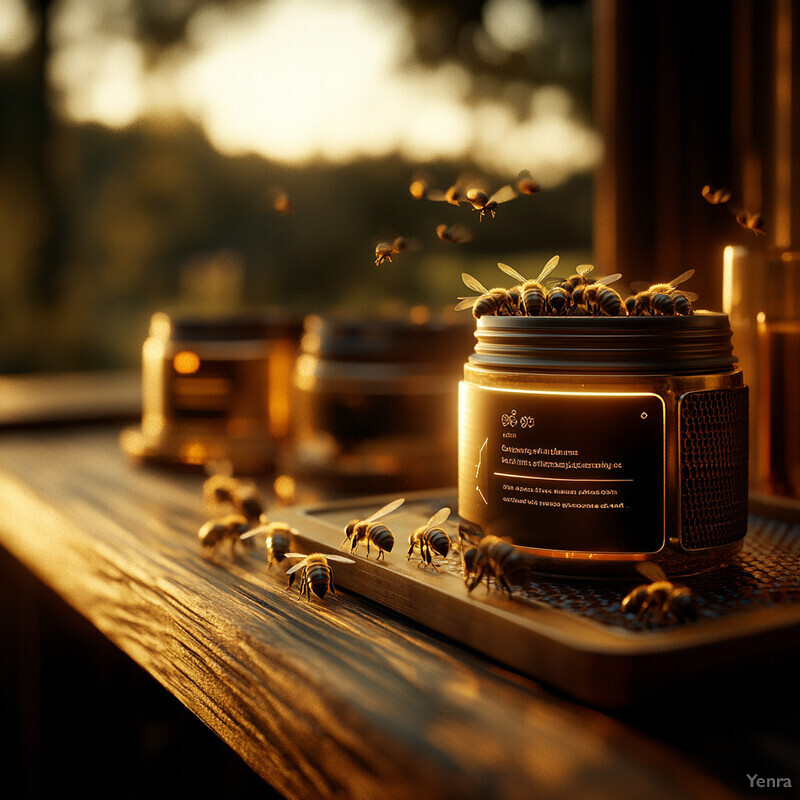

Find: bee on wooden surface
466;184;518;221
626;269;697;316
497;255;560;317
460;531;532;597
545;264;594;315
455;273;519;318
573;272;625;316
435;222;473;244
406;507;452;569
203;461;264;523
621;562;698;625
342;497;404;560
516;169;539;195
374;236;409;267
701;184;732;205
285;553;355;601
736;210;766;237
241;515;297;570
198;514;252;558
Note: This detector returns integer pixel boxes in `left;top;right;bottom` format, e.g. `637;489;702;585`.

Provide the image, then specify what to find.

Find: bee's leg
286;570;296;591
376;548;385;561
406;543;414;560
329;572;338;598
340;535;350;550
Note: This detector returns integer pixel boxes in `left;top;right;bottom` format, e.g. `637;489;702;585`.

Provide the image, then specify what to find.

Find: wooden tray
274;490;800;708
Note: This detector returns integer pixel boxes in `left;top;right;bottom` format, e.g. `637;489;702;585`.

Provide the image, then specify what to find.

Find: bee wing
667;269;695;288
325;554;356;564
240;525;269;541
285;556;311;574
636;561;667;583
462;273;488;294
424;507;451;530
497;262;527;283
576;264;594;278
426;189;448;202
366;497;405;523
454;298;478;312
489;184;518;205
535;255;560;283
682;291;699;301
595;272;622;286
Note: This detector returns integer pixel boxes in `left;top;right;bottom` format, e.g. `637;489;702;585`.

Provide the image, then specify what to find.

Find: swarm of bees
374;169;540;267
454;256;697;319
621;562;699;626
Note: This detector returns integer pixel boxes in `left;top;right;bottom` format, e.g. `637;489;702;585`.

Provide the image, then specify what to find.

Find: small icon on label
640;412;648;419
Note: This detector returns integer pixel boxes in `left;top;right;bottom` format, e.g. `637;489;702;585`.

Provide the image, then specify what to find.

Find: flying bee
436;222;473;244
460;529;532;597
621;562;698;625
285;553;355;601
203;461;264;523
374;236;409;267
516;169;539;195
466;184;518;220
406;507;452;570
198;514;252;558
342;497;404;560
627;269;697;316
455;273;519;318
497;255;560;317
736;210;766;237
241;515;297;570
701;184;732;205
273;189;294;215
573;272;625;316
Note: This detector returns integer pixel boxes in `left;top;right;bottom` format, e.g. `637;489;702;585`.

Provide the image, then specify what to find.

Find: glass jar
121;311;301;473
290;313;474;496
458;312;749;577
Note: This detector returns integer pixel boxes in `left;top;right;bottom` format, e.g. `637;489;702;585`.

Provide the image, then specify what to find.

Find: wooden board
275;492;800;708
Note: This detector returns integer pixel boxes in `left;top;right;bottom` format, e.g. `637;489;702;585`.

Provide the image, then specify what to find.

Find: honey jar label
458;384;666;553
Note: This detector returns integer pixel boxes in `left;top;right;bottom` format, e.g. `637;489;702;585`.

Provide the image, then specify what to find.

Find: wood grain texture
0;425;736;800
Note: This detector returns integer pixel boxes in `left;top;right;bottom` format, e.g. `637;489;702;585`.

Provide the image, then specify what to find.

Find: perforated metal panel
678;386;749;550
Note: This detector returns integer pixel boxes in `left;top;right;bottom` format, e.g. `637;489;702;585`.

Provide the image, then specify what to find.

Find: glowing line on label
476;486;488;505
476;437;487;479
494;472;634;482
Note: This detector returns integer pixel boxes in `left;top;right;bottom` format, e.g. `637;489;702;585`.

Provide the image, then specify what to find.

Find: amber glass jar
458;312;749;577
121;311;301;473
290;314;474;495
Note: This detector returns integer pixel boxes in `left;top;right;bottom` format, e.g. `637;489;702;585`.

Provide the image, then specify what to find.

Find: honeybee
627;269;697;316
701;184;732;205
436;223;473;244
406;507;452;569
374;236;409;267
466;184;518;220
573;272;625;316
516;169;539;195
342;497;404;560
497;255;560;317
273;190;294;215
198;514;252;558
455;273;519;318
621;562;698;625
736;210;766;236
285;553;355;601
545;264;594;315
460;530;532;596
241;515;297;570
203;461;264;523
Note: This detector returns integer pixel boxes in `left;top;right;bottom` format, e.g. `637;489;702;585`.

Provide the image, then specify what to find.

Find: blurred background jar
288;310;474;498
121;311;302;474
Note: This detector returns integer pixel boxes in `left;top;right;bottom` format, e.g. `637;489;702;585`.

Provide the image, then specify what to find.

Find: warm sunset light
47;0;601;186
173;350;201;375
